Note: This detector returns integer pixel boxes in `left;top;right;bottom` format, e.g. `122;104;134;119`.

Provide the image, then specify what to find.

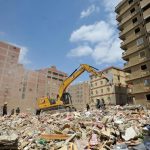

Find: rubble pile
0;105;150;150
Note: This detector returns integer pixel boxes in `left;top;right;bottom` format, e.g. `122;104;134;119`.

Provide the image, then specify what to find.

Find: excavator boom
37;64;109;110
58;64;109;101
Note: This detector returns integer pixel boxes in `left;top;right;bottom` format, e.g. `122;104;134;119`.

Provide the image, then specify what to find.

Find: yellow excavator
37;64;109;111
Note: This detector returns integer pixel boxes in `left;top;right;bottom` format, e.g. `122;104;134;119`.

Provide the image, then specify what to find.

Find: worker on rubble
16;107;20;115
86;103;90;111
2;102;8;116
36;109;41;115
96;99;100;109
101;98;105;109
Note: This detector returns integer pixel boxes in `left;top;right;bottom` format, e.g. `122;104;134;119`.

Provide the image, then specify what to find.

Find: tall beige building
90;67;128;106
115;0;150;106
68;81;90;110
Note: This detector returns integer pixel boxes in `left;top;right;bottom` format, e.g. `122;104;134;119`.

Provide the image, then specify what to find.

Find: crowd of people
1;102;20;116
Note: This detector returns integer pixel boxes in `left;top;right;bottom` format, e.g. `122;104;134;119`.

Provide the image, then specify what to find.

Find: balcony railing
122;51;127;57
119;20;143;37
119;9;140;27
140;0;150;9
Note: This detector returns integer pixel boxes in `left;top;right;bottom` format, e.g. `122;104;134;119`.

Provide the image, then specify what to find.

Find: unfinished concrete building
68;81;90;110
90;67;128;106
116;0;150;106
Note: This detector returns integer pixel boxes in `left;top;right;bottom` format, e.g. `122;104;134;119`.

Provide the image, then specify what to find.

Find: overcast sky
0;0;123;81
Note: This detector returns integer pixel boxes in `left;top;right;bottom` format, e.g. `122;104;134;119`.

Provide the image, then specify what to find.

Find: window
135;28;140;34
141;64;147;70
101;89;103;93
146;94;150;101
118;75;120;81
128;0;133;4
96;90;98;94
91;83;93;87
22;93;25;99
132;18;137;23
130;8;135;13
144;79;150;86
107;88;110;92
136;38;144;46
95;82;97;86
139;51;145;58
100;81;103;85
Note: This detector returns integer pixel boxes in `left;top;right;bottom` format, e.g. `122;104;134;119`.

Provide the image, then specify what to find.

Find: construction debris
0;105;150;149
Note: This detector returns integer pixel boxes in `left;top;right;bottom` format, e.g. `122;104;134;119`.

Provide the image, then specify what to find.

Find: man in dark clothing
96;99;100;109
86;103;90;111
16;107;20;115
36;109;41;115
3;102;7;116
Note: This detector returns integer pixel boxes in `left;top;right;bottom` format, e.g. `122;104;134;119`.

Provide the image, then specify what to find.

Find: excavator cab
61;92;72;105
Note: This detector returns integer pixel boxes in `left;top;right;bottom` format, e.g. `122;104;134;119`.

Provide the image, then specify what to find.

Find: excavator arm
57;64;109;102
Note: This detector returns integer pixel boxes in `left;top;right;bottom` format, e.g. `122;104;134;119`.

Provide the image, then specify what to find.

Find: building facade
0;41;20;106
68;81;90;110
38;66;68;99
0;41;68;113
115;0;150;106
90;67;128;106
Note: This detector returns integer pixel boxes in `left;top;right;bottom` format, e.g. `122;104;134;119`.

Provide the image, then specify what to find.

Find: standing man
86;103;90;111
16;107;20;115
3;102;7;116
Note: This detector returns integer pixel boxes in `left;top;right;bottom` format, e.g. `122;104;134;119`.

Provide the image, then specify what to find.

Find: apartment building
18;66;67;112
115;0;150;106
0;41;68;113
0;41;20;106
68;81;90;110
38;66;68;98
90;67;128;106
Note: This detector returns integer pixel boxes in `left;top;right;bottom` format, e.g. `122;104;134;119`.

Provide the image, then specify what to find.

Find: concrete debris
0;105;150;149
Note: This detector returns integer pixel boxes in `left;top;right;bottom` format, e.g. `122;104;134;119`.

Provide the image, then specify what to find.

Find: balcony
140;0;150;9
124;62;130;69
119;9;140;27
141;70;150;77
119;20;143;38
145;22;150;33
116;0;139;17
121;32;144;48
126;73;140;81
126;74;131;80
139;57;148;63
122;51;127;57
115;0;126;11
145;86;150;92
143;8;150;19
